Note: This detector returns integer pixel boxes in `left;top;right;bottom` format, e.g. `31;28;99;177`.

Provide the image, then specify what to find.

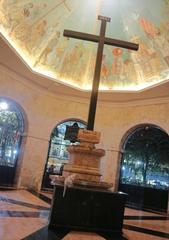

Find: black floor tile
0;196;49;210
123;224;169;239
28;190;51;205
124;215;169;220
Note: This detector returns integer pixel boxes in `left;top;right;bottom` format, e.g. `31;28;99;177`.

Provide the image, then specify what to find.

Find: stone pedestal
63;145;105;182
51;129;113;189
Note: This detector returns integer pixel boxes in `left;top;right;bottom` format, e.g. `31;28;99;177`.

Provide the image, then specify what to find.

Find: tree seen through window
120;125;169;190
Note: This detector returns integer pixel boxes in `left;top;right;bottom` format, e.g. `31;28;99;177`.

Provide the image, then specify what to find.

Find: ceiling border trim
0;64;169;107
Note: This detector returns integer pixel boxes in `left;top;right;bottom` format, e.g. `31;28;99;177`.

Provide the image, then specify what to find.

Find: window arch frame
119;123;169;190
0;97;26;186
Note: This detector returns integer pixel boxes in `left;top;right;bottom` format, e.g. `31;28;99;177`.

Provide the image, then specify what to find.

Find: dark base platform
119;183;168;212
48;184;128;236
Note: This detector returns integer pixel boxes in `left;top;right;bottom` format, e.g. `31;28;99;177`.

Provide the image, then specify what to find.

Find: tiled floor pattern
0;190;168;240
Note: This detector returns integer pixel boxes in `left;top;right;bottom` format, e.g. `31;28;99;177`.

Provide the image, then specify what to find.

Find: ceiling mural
0;0;169;91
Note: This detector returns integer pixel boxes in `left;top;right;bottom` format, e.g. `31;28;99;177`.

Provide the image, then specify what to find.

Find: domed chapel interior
0;0;169;239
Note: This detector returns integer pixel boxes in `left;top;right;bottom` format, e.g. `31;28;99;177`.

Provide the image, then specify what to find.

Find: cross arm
63;30;99;43
63;30;138;51
105;37;138;51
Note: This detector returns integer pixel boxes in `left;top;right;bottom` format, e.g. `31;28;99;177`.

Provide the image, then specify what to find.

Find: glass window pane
120;126;169;190
0;99;24;167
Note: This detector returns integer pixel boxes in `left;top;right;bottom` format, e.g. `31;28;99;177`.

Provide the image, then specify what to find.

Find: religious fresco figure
139;18;159;39
22;2;48;20
48;37;70;71
55;38;69;58
139;17;169;68
85;53;97;88
35;31;60;66
36;20;47;37
153;30;169;67
23;20;46;55
69;43;90;86
23;2;34;18
101;54;109;85
130;36;161;83
112;48;123;76
59;42;86;86
111;48;125;86
59;50;71;80
123;57;138;86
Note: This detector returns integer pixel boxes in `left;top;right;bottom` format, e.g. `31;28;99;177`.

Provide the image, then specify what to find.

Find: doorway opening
0;98;24;187
119;124;169;212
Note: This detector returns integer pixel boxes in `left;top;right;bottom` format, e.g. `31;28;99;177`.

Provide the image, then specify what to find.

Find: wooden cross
64;15;139;131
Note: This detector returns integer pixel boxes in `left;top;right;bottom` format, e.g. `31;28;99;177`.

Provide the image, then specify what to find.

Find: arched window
0;98;24;186
120;125;169;189
119;124;169;211
42;119;86;189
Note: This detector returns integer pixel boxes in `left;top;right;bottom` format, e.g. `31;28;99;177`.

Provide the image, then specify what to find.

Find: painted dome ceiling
0;0;169;91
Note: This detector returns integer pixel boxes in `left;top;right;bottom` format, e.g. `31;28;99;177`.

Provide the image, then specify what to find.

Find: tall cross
64;15;139;131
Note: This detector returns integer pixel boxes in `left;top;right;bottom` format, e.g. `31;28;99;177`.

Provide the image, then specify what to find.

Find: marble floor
0;189;168;240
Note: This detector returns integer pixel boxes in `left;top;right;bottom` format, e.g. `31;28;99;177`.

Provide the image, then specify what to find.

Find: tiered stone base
50;175;113;189
62;145;105;182
51;129;113;190
63;165;101;182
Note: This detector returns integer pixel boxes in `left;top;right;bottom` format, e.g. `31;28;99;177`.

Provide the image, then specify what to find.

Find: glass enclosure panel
120;126;169;190
46;120;86;175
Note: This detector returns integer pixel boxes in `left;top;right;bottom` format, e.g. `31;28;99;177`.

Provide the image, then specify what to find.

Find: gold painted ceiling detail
0;0;169;91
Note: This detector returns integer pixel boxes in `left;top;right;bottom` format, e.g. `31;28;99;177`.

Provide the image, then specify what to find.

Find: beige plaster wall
0;65;169;193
